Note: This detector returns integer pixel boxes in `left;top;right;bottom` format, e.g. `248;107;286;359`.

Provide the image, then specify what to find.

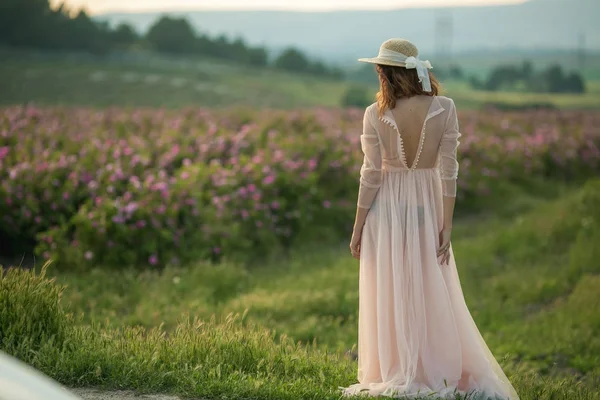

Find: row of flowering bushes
1;105;599;269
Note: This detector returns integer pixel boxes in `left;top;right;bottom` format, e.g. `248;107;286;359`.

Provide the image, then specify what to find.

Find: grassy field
3;178;599;399
0;50;347;109
1;49;600;110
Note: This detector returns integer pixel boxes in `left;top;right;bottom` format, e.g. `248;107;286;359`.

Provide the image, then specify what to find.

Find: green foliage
472;61;586;94
274;47;343;79
146;16;197;54
0;1;340;76
109;23;139;49
1;106;599;270
341;85;373;108
0;0;111;54
0;262;71;362
567;179;600;280
429;65;466;82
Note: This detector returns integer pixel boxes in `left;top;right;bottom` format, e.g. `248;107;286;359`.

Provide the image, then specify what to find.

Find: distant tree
67;10;111;54
521;60;533;80
0;3;333;75
449;65;464;80
544;64;566;93
146;16;197;54
0;0;51;47
247;47;268;67
472;61;585;94
564;72;585;93
309;60;327;76
0;0;111;52
468;75;484;90
274;48;311;73
327;66;345;80
484;65;522;91
111;23;139;48
341;85;372;108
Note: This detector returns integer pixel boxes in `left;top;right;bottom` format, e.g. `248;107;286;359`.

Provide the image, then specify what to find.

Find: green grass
2;179;599;399
443;80;600;110
0;51;347;109
1;49;600;111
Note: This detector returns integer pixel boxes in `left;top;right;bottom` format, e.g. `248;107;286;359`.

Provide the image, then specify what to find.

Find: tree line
469;61;585;94
0;0;343;79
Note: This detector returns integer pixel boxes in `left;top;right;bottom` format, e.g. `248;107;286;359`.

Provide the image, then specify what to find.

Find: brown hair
375;64;441;116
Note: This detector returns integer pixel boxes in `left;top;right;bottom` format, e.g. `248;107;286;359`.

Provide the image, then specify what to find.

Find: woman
339;39;519;399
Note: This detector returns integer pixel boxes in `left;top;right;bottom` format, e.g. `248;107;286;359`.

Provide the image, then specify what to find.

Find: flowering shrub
0;105;598;269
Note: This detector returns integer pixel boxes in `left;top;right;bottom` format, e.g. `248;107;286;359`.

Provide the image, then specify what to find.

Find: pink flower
149;254;159;265
323;200;331;209
84;251;94;260
213;247;221;254
263;175;275;185
271;201;280;210
0;146;9;160
124;202;138;214
136;220;146;228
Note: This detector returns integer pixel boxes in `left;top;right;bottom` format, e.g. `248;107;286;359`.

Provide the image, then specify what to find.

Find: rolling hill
97;0;599;62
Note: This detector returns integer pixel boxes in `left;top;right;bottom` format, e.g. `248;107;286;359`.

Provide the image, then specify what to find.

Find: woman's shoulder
365;102;378;113
363;102;379;120
434;95;456;109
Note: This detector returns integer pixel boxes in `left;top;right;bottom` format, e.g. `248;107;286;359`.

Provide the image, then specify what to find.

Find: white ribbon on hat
378;48;433;92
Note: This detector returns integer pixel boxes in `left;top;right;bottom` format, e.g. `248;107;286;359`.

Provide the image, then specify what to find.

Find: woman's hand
437;226;452;266
350;231;362;260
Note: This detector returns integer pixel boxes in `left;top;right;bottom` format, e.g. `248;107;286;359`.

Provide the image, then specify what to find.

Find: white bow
403;56;433;92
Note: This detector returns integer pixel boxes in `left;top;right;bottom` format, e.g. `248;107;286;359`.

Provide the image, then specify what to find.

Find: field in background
2;49;600;110
0;50;346;109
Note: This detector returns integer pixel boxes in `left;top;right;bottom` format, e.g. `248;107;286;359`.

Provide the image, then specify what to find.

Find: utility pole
434;10;453;64
578;32;586;71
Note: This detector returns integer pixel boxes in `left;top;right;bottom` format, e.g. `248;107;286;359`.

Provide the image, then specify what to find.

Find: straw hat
358;38;419;67
358;38;434;91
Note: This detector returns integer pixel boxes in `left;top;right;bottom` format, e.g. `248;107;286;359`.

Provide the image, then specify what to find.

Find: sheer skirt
340;168;518;399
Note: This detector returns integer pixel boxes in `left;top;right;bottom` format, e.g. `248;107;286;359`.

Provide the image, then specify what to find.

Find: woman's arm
437;99;461;264
350;106;382;259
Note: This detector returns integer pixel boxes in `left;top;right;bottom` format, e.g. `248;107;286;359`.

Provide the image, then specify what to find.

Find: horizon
50;0;527;15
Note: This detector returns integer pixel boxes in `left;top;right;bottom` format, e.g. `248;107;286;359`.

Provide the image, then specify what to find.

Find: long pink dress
339;96;519;399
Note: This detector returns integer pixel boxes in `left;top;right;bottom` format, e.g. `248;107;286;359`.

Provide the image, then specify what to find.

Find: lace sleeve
357;106;383;209
438;99;461;197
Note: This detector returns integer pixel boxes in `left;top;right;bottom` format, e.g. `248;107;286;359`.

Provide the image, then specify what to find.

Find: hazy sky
51;0;526;14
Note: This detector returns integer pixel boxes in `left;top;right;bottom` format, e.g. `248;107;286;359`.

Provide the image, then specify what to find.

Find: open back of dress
340;96;519;399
